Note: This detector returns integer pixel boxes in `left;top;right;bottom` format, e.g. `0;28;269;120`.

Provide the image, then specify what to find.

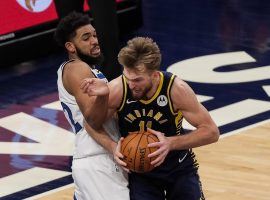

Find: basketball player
25;0;121;80
81;37;220;200
54;12;129;200
54;0;121;80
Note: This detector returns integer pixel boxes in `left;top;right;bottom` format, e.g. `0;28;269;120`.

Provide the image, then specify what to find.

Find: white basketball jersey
57;60;120;158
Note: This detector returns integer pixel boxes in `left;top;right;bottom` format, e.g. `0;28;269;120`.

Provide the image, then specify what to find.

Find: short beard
76;47;104;66
131;83;152;100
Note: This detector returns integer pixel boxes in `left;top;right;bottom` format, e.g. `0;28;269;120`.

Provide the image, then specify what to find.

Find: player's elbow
209;125;220;143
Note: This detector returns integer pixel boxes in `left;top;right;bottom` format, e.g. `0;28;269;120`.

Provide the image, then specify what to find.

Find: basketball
120;131;159;173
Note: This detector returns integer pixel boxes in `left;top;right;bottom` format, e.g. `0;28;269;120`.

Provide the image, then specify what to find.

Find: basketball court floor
0;0;269;199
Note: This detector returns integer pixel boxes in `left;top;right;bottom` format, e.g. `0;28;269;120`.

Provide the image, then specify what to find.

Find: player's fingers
83;84;91;94
147;128;164;140
148;146;163;158
115;150;123;158
114;153;127;167
147;127;164;135
116;158;127;166
117;137;124;150
80;79;89;90
150;155;163;166
87;87;94;95
147;141;161;148
154;158;165;167
122;167;130;173
147;127;160;135
151;151;166;166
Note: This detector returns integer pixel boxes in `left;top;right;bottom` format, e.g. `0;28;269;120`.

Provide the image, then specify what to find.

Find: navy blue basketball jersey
117;71;198;178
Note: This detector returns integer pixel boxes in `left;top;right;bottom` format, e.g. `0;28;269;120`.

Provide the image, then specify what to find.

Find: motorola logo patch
157;95;168;107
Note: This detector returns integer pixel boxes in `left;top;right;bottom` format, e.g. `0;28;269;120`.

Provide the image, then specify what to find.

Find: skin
62;24;109;130
81;64;220;171
106;66;219;167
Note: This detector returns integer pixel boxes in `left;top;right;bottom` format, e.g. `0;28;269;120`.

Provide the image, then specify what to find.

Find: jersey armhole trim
118;75;127;111
167;75;178;115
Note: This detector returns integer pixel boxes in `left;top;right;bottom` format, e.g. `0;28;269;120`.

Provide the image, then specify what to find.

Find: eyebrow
123;73;142;81
81;31;96;38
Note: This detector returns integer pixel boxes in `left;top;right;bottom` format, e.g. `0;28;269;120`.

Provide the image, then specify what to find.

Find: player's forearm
85;95;109;129
84;122;117;154
92;133;116;154
90;129;117;154
169;125;219;150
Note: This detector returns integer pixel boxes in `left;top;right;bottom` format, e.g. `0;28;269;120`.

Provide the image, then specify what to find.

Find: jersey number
61;102;82;133
139;120;152;132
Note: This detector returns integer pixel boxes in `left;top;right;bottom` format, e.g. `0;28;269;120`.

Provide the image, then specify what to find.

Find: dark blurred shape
0;0;142;79
54;0;119;80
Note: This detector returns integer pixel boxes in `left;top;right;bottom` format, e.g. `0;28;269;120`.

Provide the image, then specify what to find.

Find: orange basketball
120;131;159;173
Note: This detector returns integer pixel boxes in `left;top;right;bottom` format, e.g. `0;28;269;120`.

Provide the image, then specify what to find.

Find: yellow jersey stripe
118;76;127;111
140;72;164;104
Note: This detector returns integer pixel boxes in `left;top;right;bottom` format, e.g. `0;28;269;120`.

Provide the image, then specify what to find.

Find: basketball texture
121;131;159;173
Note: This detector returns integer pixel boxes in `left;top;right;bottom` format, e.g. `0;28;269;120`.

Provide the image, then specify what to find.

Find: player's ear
65;42;76;53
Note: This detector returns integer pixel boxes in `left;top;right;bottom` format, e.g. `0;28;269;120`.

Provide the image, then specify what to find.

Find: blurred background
0;0;269;199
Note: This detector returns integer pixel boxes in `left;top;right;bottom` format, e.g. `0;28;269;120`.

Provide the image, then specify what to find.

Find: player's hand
80;78;109;96
113;137;130;173
147;128;170;167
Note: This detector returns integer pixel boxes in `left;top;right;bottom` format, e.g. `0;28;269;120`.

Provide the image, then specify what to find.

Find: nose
128;81;135;90
90;36;98;45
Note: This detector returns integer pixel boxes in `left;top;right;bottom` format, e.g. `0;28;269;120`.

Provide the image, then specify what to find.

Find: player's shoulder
66;59;91;70
171;75;186;89
108;76;123;93
110;75;122;85
108;76;123;108
65;60;93;77
170;75;195;100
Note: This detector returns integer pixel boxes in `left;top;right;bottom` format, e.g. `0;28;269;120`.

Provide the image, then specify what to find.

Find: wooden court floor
29;121;270;200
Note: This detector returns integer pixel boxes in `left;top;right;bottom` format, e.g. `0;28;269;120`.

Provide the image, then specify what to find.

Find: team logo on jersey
157;95;168;107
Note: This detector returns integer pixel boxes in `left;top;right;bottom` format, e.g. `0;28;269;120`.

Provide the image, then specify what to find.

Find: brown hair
118;37;161;71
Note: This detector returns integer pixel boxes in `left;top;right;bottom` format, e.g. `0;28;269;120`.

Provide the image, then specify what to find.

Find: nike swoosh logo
126;99;137;104
179;152;188;163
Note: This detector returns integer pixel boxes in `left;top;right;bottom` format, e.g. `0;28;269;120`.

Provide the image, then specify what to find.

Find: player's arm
81;75;123;118
82;76;128;169
168;77;220;149
148;77;219;166
107;76;123;116
107;76;129;169
63;61;109;130
84;121;117;154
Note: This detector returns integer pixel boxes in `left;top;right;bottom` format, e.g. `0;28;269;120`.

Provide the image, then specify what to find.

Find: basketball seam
147;135;158;163
122;133;138;152
134;132;144;172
